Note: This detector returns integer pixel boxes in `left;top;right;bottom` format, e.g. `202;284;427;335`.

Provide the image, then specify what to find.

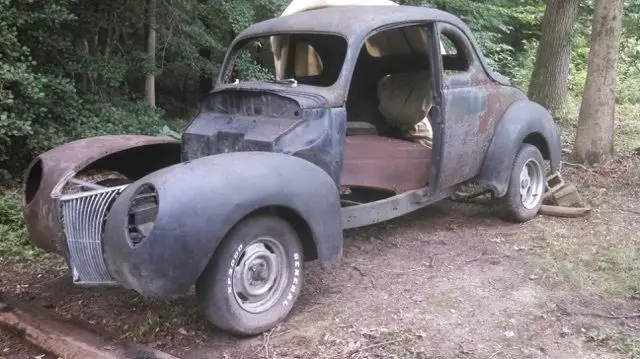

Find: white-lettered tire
195;214;304;336
503;143;546;222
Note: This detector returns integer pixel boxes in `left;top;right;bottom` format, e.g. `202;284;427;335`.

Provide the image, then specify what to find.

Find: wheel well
246;206;318;261
23;158;43;205
523;132;550;160
81;143;181;180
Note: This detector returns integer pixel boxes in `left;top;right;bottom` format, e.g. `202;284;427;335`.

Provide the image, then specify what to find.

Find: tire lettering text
226;244;245;299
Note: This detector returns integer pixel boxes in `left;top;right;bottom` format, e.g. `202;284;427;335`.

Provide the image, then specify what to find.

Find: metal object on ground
546;171;565;194
452;171;592;218
538;171;592;218
544;171;589;208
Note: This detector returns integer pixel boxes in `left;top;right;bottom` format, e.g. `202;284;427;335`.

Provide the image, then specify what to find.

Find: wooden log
0;293;179;359
539;204;592;218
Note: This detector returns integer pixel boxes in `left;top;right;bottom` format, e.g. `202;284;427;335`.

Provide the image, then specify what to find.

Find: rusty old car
21;4;561;336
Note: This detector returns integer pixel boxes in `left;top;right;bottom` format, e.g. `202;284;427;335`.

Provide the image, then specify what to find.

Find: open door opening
340;23;440;202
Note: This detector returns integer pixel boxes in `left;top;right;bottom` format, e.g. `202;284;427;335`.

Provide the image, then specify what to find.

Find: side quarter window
437;24;479;87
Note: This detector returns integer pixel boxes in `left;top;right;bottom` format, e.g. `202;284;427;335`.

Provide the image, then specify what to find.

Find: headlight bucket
126;183;159;247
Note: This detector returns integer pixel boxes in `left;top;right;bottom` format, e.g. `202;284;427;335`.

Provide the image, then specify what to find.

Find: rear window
221;33;348;87
364;26;430;57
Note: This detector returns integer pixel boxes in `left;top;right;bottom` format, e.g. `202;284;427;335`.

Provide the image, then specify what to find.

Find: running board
340;186;454;229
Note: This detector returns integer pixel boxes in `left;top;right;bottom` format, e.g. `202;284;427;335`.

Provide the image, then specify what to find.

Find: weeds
584;327;640;358
0;190;42;263
258;327;430;359
134;311;162;338
535;245;640;296
130;299;206;341
590;247;640;293
615;103;640;153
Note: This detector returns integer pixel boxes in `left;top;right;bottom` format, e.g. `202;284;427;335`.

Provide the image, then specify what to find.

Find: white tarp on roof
272;0;437;80
272;0;399;78
280;0;398;16
273;0;433;145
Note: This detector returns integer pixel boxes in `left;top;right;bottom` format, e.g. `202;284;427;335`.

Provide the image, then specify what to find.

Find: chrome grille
59;185;127;285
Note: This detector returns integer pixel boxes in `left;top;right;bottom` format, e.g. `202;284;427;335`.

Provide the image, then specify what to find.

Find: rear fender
21;135;181;254
478;100;561;197
101;151;343;299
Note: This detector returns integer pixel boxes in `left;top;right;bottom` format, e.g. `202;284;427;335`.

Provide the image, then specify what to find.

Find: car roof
234;5;469;42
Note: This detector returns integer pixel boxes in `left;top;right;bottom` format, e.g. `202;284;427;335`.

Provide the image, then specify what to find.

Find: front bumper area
57;185;127;286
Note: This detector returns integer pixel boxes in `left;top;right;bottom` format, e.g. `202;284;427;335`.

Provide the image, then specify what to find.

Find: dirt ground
0;329;57;359
1;154;639;359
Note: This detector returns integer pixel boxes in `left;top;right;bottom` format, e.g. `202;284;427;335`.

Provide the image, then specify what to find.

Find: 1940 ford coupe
21;3;561;335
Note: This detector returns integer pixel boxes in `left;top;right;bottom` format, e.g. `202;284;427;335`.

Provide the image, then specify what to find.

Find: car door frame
430;21;500;190
343;21;447;195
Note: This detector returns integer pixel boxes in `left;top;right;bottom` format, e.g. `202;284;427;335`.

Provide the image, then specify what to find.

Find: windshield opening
220;33;348;87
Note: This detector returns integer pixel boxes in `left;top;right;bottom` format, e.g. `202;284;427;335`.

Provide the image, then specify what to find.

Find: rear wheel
195;214;304;336
503;144;546;222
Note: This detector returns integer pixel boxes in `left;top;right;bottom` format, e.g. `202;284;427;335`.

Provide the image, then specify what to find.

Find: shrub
0;190;42;262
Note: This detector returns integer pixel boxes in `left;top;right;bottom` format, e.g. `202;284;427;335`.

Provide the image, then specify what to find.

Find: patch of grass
134;311;162;338
129;299;206;341
0;190;43;263
615;103;640;153
587;247;640;293
532;252;588;292
165;301;202;327
284;327;430;359
535;246;640;296
584;326;640;358
567;247;640;295
529;192;640;296
363;327;429;359
553;97;640;155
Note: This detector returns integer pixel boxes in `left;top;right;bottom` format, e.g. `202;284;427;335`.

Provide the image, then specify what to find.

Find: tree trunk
574;0;624;165
527;0;579;116
145;0;156;108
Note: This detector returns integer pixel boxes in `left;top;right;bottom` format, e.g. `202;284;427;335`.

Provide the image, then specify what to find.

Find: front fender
102;152;343;299
478;100;561;197
21;135;180;254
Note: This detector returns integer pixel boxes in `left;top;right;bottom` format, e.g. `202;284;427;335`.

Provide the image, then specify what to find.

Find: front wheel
502;144;547;222
195;214;304;336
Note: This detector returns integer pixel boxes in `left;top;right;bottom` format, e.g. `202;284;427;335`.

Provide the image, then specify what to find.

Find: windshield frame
217;31;351;89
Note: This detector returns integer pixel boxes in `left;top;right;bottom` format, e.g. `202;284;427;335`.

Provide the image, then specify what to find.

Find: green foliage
509;39;538;91
233;50;276;82
413;0;545;78
584;326;640;358
158;125;181;140
71;99;168;138
0;0;639;187
616;36;640;104
0;0;75;180
561;0;640;106
0;190;42;262
0;0;293;185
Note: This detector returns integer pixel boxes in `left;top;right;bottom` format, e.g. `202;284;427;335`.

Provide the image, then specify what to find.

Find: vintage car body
21;4;561;335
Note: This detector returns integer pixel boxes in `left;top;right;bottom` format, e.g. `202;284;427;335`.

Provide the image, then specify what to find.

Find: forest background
1;0;638;259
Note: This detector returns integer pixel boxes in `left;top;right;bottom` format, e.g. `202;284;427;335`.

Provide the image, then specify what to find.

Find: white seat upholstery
376;71;433;146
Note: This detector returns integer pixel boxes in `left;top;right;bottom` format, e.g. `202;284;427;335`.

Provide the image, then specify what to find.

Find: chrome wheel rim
232;237;288;314
519;159;544;210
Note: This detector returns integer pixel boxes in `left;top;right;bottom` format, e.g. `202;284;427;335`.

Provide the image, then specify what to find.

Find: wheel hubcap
232;237;288;314
519;159;544;210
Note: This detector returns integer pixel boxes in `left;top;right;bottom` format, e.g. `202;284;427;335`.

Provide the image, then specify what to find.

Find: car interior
340;25;436;195
228;24;442;197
